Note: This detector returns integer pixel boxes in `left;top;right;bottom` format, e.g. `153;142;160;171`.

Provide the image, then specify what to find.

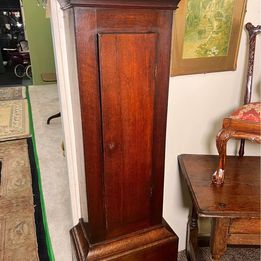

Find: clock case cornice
62;0;180;10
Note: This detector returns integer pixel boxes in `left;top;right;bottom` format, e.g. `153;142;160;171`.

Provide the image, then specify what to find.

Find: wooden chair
212;23;261;185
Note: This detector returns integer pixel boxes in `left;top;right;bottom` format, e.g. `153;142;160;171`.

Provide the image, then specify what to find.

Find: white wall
50;1;87;224
164;0;261;250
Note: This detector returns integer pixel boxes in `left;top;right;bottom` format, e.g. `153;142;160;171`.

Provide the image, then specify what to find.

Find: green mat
26;86;55;261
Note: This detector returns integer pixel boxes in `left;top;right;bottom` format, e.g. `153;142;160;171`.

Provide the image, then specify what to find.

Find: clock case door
74;6;174;244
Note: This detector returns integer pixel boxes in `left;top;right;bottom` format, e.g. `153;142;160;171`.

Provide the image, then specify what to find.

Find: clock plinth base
70;219;178;261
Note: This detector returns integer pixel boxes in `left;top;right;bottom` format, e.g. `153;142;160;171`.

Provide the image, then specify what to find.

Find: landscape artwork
182;0;235;59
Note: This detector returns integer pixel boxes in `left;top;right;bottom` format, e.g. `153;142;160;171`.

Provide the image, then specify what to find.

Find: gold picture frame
171;0;247;76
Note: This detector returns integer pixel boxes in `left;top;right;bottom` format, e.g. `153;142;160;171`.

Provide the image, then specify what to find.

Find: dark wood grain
213;118;261;185
210;218;230;260
70;219;178;261
71;0;179;259
238;23;261;156
229;218;261;234
243;23;261;105
186;206;199;261
99;33;156;237
68;0;180;9
227;234;260;245
74;8;106;242
178;154;261;261
74;5;176;243
179;155;260;218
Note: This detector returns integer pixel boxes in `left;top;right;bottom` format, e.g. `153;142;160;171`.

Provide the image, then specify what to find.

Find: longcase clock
66;0;181;260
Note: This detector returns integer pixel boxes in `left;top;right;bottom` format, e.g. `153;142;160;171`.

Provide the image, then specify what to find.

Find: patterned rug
0;99;30;141
0;86;26;101
0;139;39;260
178;246;260;260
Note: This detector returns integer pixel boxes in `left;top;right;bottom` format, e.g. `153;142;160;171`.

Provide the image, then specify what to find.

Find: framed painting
171;0;247;76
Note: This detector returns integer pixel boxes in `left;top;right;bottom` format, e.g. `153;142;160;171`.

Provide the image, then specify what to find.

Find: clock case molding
64;0;181;260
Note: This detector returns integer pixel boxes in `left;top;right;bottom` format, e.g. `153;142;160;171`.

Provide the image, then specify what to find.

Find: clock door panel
98;33;157;237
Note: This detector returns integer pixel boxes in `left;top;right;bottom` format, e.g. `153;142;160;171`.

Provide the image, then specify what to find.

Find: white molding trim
49;0;87;224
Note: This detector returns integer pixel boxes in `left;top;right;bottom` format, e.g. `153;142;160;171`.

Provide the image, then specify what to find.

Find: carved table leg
212;128;235;185
210;218;230;261
186;206;198;261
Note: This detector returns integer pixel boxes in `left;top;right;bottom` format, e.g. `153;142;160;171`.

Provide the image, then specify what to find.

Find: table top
178;154;260;218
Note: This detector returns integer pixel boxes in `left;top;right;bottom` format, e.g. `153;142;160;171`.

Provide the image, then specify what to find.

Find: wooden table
178;154;260;261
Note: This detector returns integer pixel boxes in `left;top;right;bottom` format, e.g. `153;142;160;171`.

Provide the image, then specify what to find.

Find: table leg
186;206;198;261
210;218;230;261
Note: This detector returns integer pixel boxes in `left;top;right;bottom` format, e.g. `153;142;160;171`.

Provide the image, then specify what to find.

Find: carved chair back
213;23;261;185
239;23;261;156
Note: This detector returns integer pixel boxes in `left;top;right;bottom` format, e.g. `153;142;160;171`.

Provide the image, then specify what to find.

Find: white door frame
49;0;88;224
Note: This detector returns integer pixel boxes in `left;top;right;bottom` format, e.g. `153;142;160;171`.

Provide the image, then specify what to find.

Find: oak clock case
67;0;180;260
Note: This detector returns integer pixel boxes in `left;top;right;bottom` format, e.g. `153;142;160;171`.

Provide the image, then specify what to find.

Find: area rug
178;246;260;261
0;99;30;141
0;139;49;260
0;139;38;260
0;86;26;101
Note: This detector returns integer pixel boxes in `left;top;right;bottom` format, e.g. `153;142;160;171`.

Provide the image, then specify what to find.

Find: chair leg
212;128;235;185
239;139;245;157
